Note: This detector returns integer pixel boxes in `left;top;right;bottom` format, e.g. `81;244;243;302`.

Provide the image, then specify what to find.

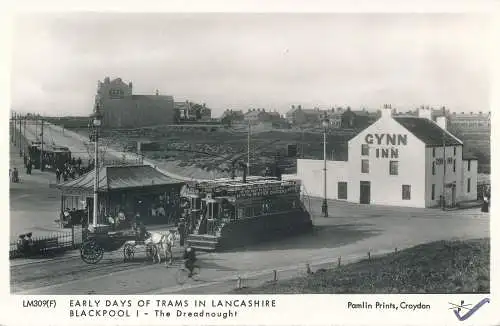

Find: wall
297;159;349;200
425;145;464;207
348;115;426;207
462;159;478;201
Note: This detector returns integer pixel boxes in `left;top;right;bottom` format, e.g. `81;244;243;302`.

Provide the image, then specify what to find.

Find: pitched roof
462;152;478;160
58;165;184;192
393;117;463;146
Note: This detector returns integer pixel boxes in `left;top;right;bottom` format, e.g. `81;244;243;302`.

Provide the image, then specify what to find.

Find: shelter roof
58;165;184;192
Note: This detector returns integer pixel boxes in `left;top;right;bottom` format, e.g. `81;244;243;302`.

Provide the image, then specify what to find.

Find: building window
468;160;471;171
338;182;347;200
454;147;457;156
389;161;399;175
402;185;411;200
432;148;436;157
432;162;436;175
453;159;456;172
431;184;435;200
361;144;369;156
467;178;471;193
361;159;369;173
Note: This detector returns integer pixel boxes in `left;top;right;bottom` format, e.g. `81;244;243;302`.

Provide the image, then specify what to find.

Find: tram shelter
56;165;185;227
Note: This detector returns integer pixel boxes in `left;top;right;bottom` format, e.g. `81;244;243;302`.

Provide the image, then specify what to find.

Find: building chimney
436;116;447;130
128;82;133;89
417;106;432;120
155;89;159;96
292;105;295;110
298;105;302;110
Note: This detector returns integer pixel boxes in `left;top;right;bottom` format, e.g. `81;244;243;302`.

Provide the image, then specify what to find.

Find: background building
95;77;176;128
296;106;478;208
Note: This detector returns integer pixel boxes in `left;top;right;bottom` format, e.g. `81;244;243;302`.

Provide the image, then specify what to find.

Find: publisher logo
449;298;490;321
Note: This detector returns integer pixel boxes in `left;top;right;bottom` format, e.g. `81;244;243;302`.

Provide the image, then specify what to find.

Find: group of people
16;232;34;255
55;157;93;183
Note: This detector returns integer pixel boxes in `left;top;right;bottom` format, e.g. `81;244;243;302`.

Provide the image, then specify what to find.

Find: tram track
11;247;187;293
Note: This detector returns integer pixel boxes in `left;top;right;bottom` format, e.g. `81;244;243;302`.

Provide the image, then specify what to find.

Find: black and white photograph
8;12;491;297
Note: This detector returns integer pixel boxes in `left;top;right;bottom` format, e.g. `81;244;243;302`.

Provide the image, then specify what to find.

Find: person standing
56;168;61;183
26;159;32;175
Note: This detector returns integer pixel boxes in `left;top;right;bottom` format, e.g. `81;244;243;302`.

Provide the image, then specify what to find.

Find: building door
451;185;456;207
360;181;371;204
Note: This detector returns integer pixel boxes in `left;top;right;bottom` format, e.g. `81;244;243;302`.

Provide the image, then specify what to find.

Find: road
11;200;489;294
18;122;203;182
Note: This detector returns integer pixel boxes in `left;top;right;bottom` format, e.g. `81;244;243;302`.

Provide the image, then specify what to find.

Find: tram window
238;208;244;219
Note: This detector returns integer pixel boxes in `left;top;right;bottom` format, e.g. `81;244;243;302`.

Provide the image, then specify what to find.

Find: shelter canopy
57;165;185;192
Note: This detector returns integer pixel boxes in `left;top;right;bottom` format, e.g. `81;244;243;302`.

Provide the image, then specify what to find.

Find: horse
144;230;179;265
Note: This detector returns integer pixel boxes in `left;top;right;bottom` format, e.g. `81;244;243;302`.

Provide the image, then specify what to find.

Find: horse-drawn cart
80;227;157;264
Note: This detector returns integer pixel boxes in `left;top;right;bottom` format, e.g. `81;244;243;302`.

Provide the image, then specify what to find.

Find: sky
10;13;492;117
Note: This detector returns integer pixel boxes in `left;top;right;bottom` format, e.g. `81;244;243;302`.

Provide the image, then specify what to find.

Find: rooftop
58;165;184;192
394;116;463;147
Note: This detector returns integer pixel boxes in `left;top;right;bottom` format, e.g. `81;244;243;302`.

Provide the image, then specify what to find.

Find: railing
9;226;84;259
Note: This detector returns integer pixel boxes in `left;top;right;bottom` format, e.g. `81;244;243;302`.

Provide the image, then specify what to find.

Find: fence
9;225;84;259
231;249;400;292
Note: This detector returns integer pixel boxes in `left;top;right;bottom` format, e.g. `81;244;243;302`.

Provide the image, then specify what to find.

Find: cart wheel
80;240;104;264
123;243;135;262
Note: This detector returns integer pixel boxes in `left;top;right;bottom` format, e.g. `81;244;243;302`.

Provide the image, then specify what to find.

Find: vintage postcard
0;2;498;325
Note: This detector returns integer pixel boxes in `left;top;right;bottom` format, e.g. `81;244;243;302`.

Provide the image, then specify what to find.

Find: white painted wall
462;159;478;201
296;159;349;200
425;145;464;207
348;115;426;207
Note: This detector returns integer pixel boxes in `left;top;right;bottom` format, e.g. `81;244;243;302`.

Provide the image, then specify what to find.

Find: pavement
11;199;489;294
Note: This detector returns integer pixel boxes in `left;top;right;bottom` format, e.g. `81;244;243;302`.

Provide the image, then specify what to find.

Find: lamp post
321;117;329;217
92;105;103;228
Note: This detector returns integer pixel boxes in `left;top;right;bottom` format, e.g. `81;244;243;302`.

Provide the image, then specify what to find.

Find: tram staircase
186;215;223;252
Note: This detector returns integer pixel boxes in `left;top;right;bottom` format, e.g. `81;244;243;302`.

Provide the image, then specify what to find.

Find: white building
297;106;478;208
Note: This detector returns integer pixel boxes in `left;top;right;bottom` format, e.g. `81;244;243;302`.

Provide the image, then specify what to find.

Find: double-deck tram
184;176;312;251
26;141;71;171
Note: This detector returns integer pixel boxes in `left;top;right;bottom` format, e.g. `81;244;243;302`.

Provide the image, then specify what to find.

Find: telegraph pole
13;113;17;146
23;118;26;156
441;132;446;211
19;115;23;157
10;113;13;144
247;121;251;176
40;119;44;171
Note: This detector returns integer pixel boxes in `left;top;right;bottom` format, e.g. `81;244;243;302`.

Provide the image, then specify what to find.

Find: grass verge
233;239;490;294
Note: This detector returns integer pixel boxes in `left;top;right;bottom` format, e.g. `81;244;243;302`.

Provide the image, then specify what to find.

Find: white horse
144;230;179;265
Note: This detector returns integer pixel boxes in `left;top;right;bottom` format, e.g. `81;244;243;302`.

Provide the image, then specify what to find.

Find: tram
184;175;312;251
26;141;71;171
